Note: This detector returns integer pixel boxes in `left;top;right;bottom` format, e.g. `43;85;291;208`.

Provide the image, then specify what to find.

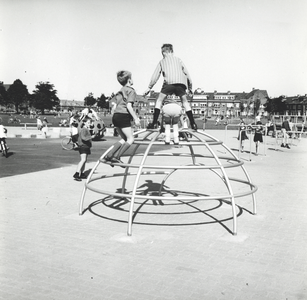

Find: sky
1;0;307;101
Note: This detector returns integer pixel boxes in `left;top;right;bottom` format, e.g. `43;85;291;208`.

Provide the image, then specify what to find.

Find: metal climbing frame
79;128;257;236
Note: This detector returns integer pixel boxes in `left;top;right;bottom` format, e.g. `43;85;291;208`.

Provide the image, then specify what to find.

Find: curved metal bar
79;146;114;215
200;139;238;234
83;175;257;201
127;131;161;236
79;128;257;236
220;141;257;215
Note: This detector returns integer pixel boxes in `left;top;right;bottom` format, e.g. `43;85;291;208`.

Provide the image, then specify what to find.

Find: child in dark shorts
73;116;95;181
237;118;249;152
253;121;263;155
104;70;140;165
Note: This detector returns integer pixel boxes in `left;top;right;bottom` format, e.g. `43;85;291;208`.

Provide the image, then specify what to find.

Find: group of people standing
237;115;293;155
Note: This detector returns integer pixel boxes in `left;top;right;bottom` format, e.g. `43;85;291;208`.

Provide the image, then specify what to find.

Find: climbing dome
79;128;257;236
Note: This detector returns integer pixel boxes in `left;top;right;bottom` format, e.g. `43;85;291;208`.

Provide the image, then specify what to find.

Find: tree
0;83;8;106
264;96;287;115
32;82;60;114
84;93;96;107
7;79;29;113
97;93;108;109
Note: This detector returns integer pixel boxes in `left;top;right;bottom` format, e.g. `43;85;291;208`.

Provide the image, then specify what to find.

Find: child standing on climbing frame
143;43;197;130
104;70;140;164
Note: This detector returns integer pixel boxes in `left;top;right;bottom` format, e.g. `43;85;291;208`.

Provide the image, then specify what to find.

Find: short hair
117;70;132;86
161;44;173;53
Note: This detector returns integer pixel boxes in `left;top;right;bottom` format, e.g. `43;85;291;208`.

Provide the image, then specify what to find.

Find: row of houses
1;81;306;117
137;88;269;118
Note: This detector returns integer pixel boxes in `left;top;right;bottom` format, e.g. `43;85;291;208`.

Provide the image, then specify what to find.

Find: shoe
286;144;291;149
80;173;87;179
191;123;198;130
111;157;125;168
147;123;158;129
103;156;114;167
73;172;81;181
281;143;285;148
111;157;123;164
164;141;170;145
104;156;112;161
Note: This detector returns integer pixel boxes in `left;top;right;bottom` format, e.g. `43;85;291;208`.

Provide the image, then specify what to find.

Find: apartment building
140;88;269;118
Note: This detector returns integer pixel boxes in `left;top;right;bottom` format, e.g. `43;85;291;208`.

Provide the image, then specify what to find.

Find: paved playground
1;129;306;300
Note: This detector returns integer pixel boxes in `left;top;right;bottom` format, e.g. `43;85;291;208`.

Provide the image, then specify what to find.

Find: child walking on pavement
143;44;197;130
73;116;95;181
253;121;263;155
238;118;249;152
104;70;140;164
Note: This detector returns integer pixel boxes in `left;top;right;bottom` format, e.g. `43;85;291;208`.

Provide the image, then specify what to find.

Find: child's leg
74;153;87;180
151;93;167;125
173;124;179;144
105;128;127;159
180;95;197;129
164;124;171;143
114;127;134;159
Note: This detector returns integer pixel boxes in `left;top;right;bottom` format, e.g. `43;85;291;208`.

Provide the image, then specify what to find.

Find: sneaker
73;172;81;181
191;123;198;131
103;156;115;167
104;156;112;161
111;157;123;164
286;144;291;149
147;123;158;129
281;143;285;148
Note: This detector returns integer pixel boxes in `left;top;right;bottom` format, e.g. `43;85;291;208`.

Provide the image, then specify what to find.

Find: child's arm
144;63;162;95
127;103;140;127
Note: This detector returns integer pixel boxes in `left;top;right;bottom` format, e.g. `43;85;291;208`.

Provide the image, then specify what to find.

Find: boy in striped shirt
143;44;197;130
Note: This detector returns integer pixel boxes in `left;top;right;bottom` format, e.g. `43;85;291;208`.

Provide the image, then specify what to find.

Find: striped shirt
148;54;192;90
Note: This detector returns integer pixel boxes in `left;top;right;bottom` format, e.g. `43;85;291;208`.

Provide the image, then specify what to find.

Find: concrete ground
0;129;306;300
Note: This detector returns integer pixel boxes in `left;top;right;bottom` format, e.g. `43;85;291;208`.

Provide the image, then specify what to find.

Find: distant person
143;43;197;130
42;117;49;138
73;116;95;181
255;113;261;123
104;70;140;164
215;116;220;126
281;116;291;149
202;115;207;131
253;121;263;155
237;118;249;152
36;116;43;131
0;117;8;144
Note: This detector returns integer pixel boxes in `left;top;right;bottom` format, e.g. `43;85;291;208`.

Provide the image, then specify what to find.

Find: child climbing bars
104;70;140;164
